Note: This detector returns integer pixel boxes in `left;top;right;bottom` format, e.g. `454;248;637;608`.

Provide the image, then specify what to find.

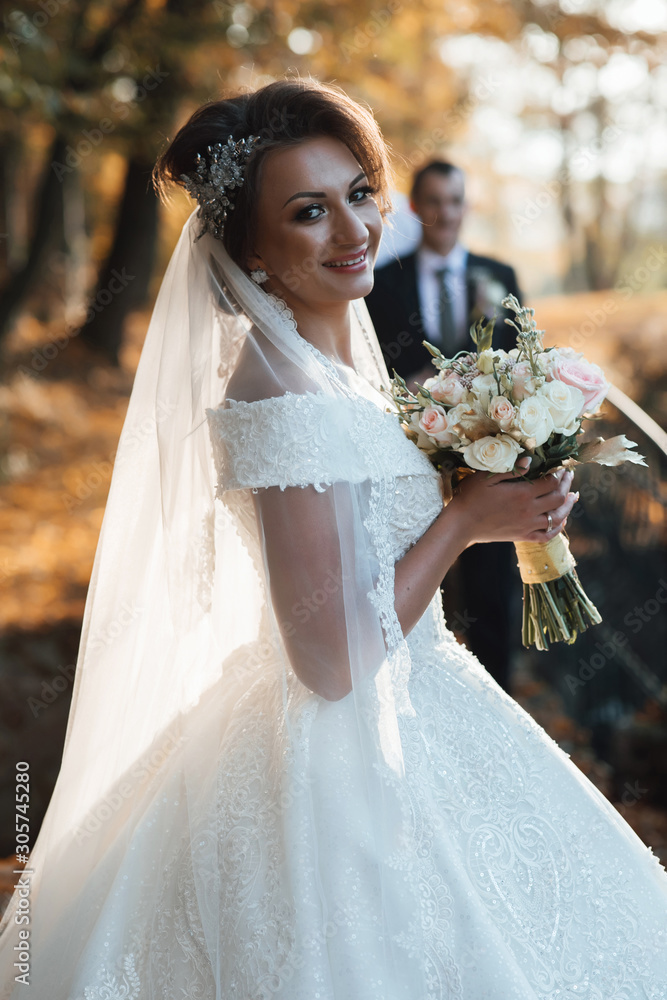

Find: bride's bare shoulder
225;328;313;405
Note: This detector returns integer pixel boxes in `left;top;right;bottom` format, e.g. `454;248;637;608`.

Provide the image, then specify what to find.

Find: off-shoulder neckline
210;385;391;415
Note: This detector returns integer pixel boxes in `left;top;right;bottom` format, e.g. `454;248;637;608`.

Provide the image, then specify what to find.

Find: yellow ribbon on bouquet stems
514;533;602;650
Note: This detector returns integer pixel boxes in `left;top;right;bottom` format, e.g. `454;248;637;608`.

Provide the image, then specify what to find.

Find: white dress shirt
416;243;469;349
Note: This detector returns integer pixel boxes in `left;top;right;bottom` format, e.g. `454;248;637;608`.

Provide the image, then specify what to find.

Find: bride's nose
330;204;369;245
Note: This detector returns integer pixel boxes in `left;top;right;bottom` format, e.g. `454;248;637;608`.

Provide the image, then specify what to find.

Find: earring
250;267;269;284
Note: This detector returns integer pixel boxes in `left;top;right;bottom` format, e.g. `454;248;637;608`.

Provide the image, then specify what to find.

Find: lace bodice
206;386;443;562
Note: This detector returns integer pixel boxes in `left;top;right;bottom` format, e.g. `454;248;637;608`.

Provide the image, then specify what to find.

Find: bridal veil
0;210;437;998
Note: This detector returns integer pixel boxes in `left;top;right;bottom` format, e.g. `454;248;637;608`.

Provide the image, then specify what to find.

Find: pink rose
488;395;516;431
550;355;609;414
419;405;459;446
419;405;447;437
429;374;467;406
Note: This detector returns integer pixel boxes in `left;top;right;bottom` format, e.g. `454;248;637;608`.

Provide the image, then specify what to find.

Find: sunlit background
0;0;666;890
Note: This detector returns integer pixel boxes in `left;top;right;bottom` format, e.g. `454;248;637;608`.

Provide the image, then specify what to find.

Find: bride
1;79;666;999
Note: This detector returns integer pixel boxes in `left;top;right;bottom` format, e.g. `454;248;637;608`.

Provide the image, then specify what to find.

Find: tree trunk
0;136;67;343
79;156;158;363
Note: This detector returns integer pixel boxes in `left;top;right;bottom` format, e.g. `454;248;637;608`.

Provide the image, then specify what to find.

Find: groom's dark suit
365;250;522;372
365;249;523;693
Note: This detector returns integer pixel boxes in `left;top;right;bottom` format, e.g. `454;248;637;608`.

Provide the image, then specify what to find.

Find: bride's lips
321;248;369;272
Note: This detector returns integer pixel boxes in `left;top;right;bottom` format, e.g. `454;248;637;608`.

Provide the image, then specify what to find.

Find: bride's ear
246;252;269;275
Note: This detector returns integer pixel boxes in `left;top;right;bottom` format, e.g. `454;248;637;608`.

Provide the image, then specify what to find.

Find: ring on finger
546;512;553;532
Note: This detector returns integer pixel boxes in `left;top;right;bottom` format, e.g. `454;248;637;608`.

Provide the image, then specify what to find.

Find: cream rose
463;434;523;473
428;373;468;406
488;394;517;432
517;395;554;447
539;380;585;435
510;361;540;401
446;401;497;445
470;373;498;408
550;355;609;414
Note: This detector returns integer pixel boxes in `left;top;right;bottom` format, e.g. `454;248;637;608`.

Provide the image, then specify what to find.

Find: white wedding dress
5;371;665;1000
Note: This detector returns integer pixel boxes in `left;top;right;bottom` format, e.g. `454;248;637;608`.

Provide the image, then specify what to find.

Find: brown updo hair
154;78;392;270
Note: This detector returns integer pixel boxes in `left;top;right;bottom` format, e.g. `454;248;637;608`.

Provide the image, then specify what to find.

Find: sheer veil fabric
0;212;436;998
2;209;667;999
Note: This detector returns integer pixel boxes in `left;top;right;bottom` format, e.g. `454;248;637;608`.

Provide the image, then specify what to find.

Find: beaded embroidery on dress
1;211;666;1000
22;386;664;1000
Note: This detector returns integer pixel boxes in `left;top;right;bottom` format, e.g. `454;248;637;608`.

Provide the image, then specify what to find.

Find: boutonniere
469;266;508;320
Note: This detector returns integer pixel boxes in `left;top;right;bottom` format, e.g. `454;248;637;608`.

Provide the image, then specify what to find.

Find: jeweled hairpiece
181;134;262;240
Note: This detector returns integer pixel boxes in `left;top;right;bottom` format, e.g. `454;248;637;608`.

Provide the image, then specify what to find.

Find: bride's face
248;136;382;308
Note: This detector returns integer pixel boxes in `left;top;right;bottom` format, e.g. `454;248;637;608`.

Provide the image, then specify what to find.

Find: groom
365;160;523;693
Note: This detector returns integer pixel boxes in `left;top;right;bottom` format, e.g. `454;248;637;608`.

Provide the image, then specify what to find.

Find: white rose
488;395;516;432
517;395;554;447
470;373;498;409
538;380;585;436
552;346;584;360
463;434;523;473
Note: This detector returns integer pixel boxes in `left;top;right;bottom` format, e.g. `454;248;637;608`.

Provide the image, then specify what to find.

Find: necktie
435;266;457;358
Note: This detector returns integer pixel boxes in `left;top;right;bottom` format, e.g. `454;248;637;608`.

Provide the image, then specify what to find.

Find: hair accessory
181;134;262;240
250;267;269;284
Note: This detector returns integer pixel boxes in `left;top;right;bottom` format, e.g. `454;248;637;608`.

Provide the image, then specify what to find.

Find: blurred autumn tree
0;0;665;862
0;0;664;359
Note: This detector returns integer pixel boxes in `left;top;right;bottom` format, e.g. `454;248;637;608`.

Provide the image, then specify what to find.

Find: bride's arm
394;465;576;637
253;484;357;702
254;468;576;701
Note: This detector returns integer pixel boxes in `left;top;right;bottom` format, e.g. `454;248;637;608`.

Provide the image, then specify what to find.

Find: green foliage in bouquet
383;294;647;651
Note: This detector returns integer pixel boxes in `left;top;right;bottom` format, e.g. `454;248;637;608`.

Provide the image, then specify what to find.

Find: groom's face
411;169;466;256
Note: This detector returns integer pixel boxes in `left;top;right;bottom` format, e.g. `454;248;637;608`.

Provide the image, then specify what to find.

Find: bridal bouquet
385;295;646;650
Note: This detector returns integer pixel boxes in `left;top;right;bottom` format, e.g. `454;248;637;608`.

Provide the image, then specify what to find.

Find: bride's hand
446;458;578;545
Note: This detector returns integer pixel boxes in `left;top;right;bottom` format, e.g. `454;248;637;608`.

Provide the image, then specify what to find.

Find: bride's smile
247;136;382;353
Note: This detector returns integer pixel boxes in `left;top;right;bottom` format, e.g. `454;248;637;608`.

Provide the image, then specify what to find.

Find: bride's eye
294;203;325;222
349;185;375;204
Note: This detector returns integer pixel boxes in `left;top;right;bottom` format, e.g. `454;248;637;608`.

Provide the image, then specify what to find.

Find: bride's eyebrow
282;172;367;209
